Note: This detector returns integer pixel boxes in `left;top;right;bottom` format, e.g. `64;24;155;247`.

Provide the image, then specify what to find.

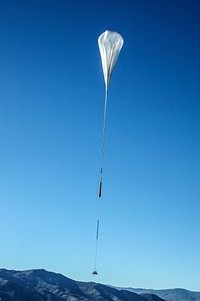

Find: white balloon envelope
97;30;124;175
98;30;124;91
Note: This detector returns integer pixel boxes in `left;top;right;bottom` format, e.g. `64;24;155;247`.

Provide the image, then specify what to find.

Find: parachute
93;30;124;275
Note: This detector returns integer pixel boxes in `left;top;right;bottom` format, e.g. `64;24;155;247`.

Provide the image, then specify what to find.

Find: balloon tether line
100;88;108;174
93;89;108;274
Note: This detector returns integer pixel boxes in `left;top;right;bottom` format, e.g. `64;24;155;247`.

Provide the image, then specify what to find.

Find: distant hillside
118;287;200;301
0;268;165;301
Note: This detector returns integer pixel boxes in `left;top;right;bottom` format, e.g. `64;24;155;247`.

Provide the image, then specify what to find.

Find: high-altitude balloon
93;30;124;276
98;30;124;91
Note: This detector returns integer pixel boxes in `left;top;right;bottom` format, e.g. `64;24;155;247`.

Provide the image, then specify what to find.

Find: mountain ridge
0;268;199;301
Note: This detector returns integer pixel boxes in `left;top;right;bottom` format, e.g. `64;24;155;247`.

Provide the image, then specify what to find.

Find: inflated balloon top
98;30;124;91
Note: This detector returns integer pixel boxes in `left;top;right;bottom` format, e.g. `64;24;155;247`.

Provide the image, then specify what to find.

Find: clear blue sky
0;0;199;291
